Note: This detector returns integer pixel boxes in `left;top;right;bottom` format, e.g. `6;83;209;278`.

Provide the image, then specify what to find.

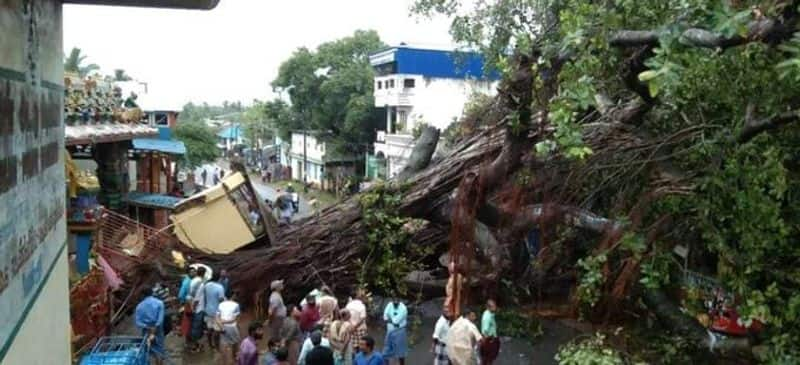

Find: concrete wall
374;74;497;131
0;1;71;364
290;132;326;163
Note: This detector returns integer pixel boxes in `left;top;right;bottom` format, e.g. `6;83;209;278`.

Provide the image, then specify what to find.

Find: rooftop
132;138;186;155
125;191;183;210
66;123;158;146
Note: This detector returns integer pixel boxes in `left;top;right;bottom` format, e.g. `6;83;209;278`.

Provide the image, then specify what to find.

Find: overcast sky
63;1;454;110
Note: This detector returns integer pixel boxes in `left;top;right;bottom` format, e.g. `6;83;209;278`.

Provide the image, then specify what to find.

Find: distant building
289;131;358;192
369;44;499;178
217;123;244;152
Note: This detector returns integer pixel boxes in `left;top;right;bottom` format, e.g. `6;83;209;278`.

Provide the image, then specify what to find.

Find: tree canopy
173;121;219;168
414;0;800;362
272;30;386;155
64;47;100;77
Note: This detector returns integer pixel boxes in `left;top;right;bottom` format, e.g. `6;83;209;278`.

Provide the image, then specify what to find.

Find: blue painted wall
376;47;500;80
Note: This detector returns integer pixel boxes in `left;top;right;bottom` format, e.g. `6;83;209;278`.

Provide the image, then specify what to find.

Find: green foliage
64;47;99;77
242;99;291;143
495;309;543;342
173;121;219;168
576;253;607;308
272;30;385;155
420;0;800;360
555;333;626;365
179;101;245;124
357;184;431;296
638;252;672;291
411;121;431;140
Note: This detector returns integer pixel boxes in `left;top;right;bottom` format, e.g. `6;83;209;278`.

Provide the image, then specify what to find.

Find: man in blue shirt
203;270;227;351
355;336;383;365
382;299;408;365
135;287;165;364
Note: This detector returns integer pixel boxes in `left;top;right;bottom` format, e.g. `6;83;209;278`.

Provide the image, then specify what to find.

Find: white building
289;131;327;186
370;45;499;178
288;131;358;192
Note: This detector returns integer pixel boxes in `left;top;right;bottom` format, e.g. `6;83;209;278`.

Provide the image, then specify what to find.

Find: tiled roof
65;123;158;146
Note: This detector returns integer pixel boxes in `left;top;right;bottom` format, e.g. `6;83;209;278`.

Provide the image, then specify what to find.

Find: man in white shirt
432;306;452;365
217;291;241;363
298;327;331;365
446;310;483;365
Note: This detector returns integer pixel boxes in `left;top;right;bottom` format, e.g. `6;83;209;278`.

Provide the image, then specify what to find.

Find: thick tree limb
738;106;800;143
611;19;794;49
510;203;626;235
396;126;441;181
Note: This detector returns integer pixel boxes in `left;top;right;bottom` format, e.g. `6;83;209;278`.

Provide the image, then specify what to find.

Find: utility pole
303;110;309;193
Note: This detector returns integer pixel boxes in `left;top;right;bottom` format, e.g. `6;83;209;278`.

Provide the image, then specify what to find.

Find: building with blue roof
217;123;245;152
369;44;499;178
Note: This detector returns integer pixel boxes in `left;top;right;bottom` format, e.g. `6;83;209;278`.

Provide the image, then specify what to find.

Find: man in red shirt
299;294;321;336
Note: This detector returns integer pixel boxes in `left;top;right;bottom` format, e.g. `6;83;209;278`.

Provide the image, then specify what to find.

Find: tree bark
396;126;441;181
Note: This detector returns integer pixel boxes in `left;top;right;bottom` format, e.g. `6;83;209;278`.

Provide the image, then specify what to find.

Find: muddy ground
108;304;584;365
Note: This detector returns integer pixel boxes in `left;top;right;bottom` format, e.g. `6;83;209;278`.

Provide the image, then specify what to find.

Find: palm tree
64;47;99;77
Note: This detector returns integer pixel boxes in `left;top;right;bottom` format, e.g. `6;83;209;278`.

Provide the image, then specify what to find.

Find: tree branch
510;203;626;235
396;126;441;181
738;106;800;144
611;19;793;49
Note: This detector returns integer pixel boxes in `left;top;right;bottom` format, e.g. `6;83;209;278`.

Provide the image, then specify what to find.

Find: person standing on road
432;305;452;365
304;330;334;365
298;329;331;365
345;289;368;356
382;299;408;365
317;286;338;333
238;322;262;365
189;266;207;352
178;266;196;343
267;280;288;342
204;270;227;352
446;310;482;365
218;291;242;364
286;184;299;213
329;309;354;365
220;269;232;298
280;306;304;365
479;299;500;364
201;169;208;186
135;287;165;365
300;295;321;337
354;336;383;365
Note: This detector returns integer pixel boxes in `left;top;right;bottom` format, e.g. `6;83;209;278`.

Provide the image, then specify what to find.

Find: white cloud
63;1;454;109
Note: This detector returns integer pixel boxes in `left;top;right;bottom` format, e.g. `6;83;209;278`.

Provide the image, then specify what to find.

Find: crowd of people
133;264;501;365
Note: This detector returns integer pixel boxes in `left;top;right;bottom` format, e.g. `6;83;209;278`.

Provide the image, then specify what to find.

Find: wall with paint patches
0;0;71;364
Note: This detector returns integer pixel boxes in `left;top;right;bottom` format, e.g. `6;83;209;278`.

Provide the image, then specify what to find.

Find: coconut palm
64;47;99;77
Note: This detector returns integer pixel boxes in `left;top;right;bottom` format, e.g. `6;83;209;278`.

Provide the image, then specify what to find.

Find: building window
377;81;382;89
399;110;408;125
388;79;395;88
403;78;415;88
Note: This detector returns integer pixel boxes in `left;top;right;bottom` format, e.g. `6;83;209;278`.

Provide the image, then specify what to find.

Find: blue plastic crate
80;336;149;365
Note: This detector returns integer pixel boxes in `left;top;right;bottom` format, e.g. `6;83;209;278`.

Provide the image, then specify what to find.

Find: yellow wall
1;249;71;365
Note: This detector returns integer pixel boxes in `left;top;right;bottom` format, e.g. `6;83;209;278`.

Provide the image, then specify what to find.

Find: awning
132;138;186;155
125;191;183;210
